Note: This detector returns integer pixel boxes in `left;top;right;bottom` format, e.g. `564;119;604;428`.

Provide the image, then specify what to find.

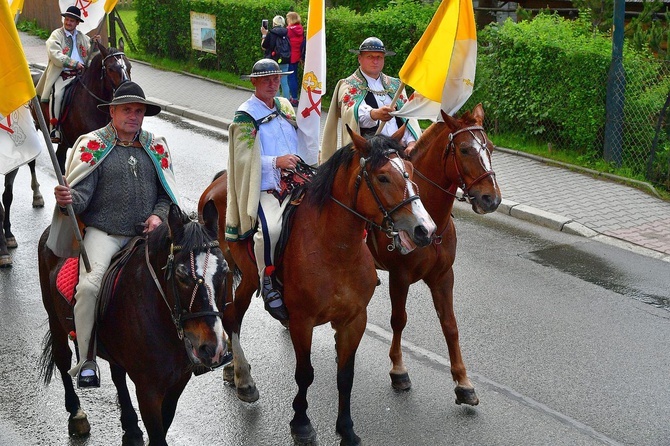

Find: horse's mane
147;208;217;254
307;134;405;210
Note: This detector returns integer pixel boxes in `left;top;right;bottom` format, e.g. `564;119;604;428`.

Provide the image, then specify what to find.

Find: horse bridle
76;52;130;103
330;150;420;242
146;240;230;340
414;125;496;204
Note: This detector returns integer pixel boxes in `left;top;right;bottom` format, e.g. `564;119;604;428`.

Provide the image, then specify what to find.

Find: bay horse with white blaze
198;127;436;445
367;104;501;405
38;202;233;446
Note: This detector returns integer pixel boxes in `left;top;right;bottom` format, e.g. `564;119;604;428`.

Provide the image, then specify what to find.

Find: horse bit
146;240;229;340
331;150;421;251
414;125;496;204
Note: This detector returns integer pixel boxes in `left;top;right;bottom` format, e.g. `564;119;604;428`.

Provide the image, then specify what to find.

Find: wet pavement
18;31;670;262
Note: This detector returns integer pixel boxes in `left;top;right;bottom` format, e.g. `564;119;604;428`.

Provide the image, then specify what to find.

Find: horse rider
35;5;100;143
50;81;181;388
226;58;304;323
321;36;421;161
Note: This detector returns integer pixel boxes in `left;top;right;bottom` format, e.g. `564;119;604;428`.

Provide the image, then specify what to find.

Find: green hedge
135;0;435;88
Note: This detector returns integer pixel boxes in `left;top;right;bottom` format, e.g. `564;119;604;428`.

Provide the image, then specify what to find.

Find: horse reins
330;150;420;244
145;239;229;340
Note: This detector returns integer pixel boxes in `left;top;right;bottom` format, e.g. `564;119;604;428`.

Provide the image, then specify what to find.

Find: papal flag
1;0;42;175
394;0;477;120
8;0;23;20
59;0;118;35
296;0;325;166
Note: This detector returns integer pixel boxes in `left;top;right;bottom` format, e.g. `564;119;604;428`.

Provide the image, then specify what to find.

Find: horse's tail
38;328;56;386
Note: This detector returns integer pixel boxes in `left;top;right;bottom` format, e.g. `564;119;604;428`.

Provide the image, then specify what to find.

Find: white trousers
68;227;130;377
49;75;75;127
253;192;290;283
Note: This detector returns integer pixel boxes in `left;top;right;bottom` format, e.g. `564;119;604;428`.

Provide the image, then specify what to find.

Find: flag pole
30;96;91;272
375;81;405;135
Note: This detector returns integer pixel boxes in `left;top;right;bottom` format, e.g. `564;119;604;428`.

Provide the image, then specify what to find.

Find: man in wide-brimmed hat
321;37;421;161
35;5;100;143
227;58;303;323
49;81;180;388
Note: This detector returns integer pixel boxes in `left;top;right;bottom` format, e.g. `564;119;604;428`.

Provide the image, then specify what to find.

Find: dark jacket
262;26;289;63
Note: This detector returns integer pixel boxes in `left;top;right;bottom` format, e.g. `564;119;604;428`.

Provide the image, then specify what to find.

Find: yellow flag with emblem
398;0;477;117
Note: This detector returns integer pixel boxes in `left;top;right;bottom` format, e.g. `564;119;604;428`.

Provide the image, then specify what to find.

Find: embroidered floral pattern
148;143;170;169
279;102;296;122
79;139;104;166
237;121;257;147
62;47;70;55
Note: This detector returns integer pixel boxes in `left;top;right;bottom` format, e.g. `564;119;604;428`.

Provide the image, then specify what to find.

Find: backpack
274;34;292;64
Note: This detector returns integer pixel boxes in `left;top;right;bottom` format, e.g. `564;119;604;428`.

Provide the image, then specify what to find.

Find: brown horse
366;104;501;406
38;202;234;446
36;40;131;172
199;128;436;445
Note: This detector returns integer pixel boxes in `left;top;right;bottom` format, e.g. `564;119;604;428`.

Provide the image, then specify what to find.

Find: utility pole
603;0;625;166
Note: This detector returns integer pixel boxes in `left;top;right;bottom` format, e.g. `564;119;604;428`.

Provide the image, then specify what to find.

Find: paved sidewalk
20;32;670;261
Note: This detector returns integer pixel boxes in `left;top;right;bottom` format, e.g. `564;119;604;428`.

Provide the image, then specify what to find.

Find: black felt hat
241;58;292;80
61;6;84;23
349;37;395;56
97;81;162;116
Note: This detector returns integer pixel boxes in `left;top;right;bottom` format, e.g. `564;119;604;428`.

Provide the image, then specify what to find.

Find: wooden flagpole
375;81;405;135
30;97;91;272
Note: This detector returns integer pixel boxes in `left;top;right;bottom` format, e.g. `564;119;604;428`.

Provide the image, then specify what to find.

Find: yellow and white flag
0;0;42;174
8;0;23;20
59;0;118;35
296;0;325;166
395;0;477;119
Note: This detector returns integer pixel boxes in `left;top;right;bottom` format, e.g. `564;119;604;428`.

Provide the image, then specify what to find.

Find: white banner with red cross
59;0;117;35
0;103;43;175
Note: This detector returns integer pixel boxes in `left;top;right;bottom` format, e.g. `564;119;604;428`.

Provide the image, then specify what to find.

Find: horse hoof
390;372;412;391
0;255;12;268
291;423;317;445
32;195;45;208
6;237;17;249
68;409;91;437
237;384;259;403
121;429;144;446
455;385;479;406
340;434;362;446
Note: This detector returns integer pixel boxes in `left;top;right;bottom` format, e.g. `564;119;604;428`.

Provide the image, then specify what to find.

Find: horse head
438;104;502;214
340;125;436;254
87;40;131;96
160;201;231;369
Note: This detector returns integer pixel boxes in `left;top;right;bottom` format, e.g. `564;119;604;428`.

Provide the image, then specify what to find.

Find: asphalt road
0;113;668;446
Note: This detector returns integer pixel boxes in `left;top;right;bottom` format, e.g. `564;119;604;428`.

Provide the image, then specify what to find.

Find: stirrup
50;129;61;143
263;287;289;321
77;360;100;388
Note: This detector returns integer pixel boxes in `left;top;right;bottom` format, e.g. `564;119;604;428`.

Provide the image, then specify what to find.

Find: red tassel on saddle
50;118;58;126
265;265;275;276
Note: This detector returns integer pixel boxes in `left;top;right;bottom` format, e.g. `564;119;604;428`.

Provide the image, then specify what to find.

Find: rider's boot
262;266;289;321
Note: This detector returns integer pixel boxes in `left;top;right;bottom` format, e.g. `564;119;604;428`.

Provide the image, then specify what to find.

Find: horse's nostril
199;344;216;359
414;225;430;243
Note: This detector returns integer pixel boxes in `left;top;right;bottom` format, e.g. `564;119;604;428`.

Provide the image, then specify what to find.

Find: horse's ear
97;41;108;58
391;122;406;142
118;37;125;53
440;110;459;130
201;200;219;237
167;204;184;239
472;103;485;125
345;124;370;156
